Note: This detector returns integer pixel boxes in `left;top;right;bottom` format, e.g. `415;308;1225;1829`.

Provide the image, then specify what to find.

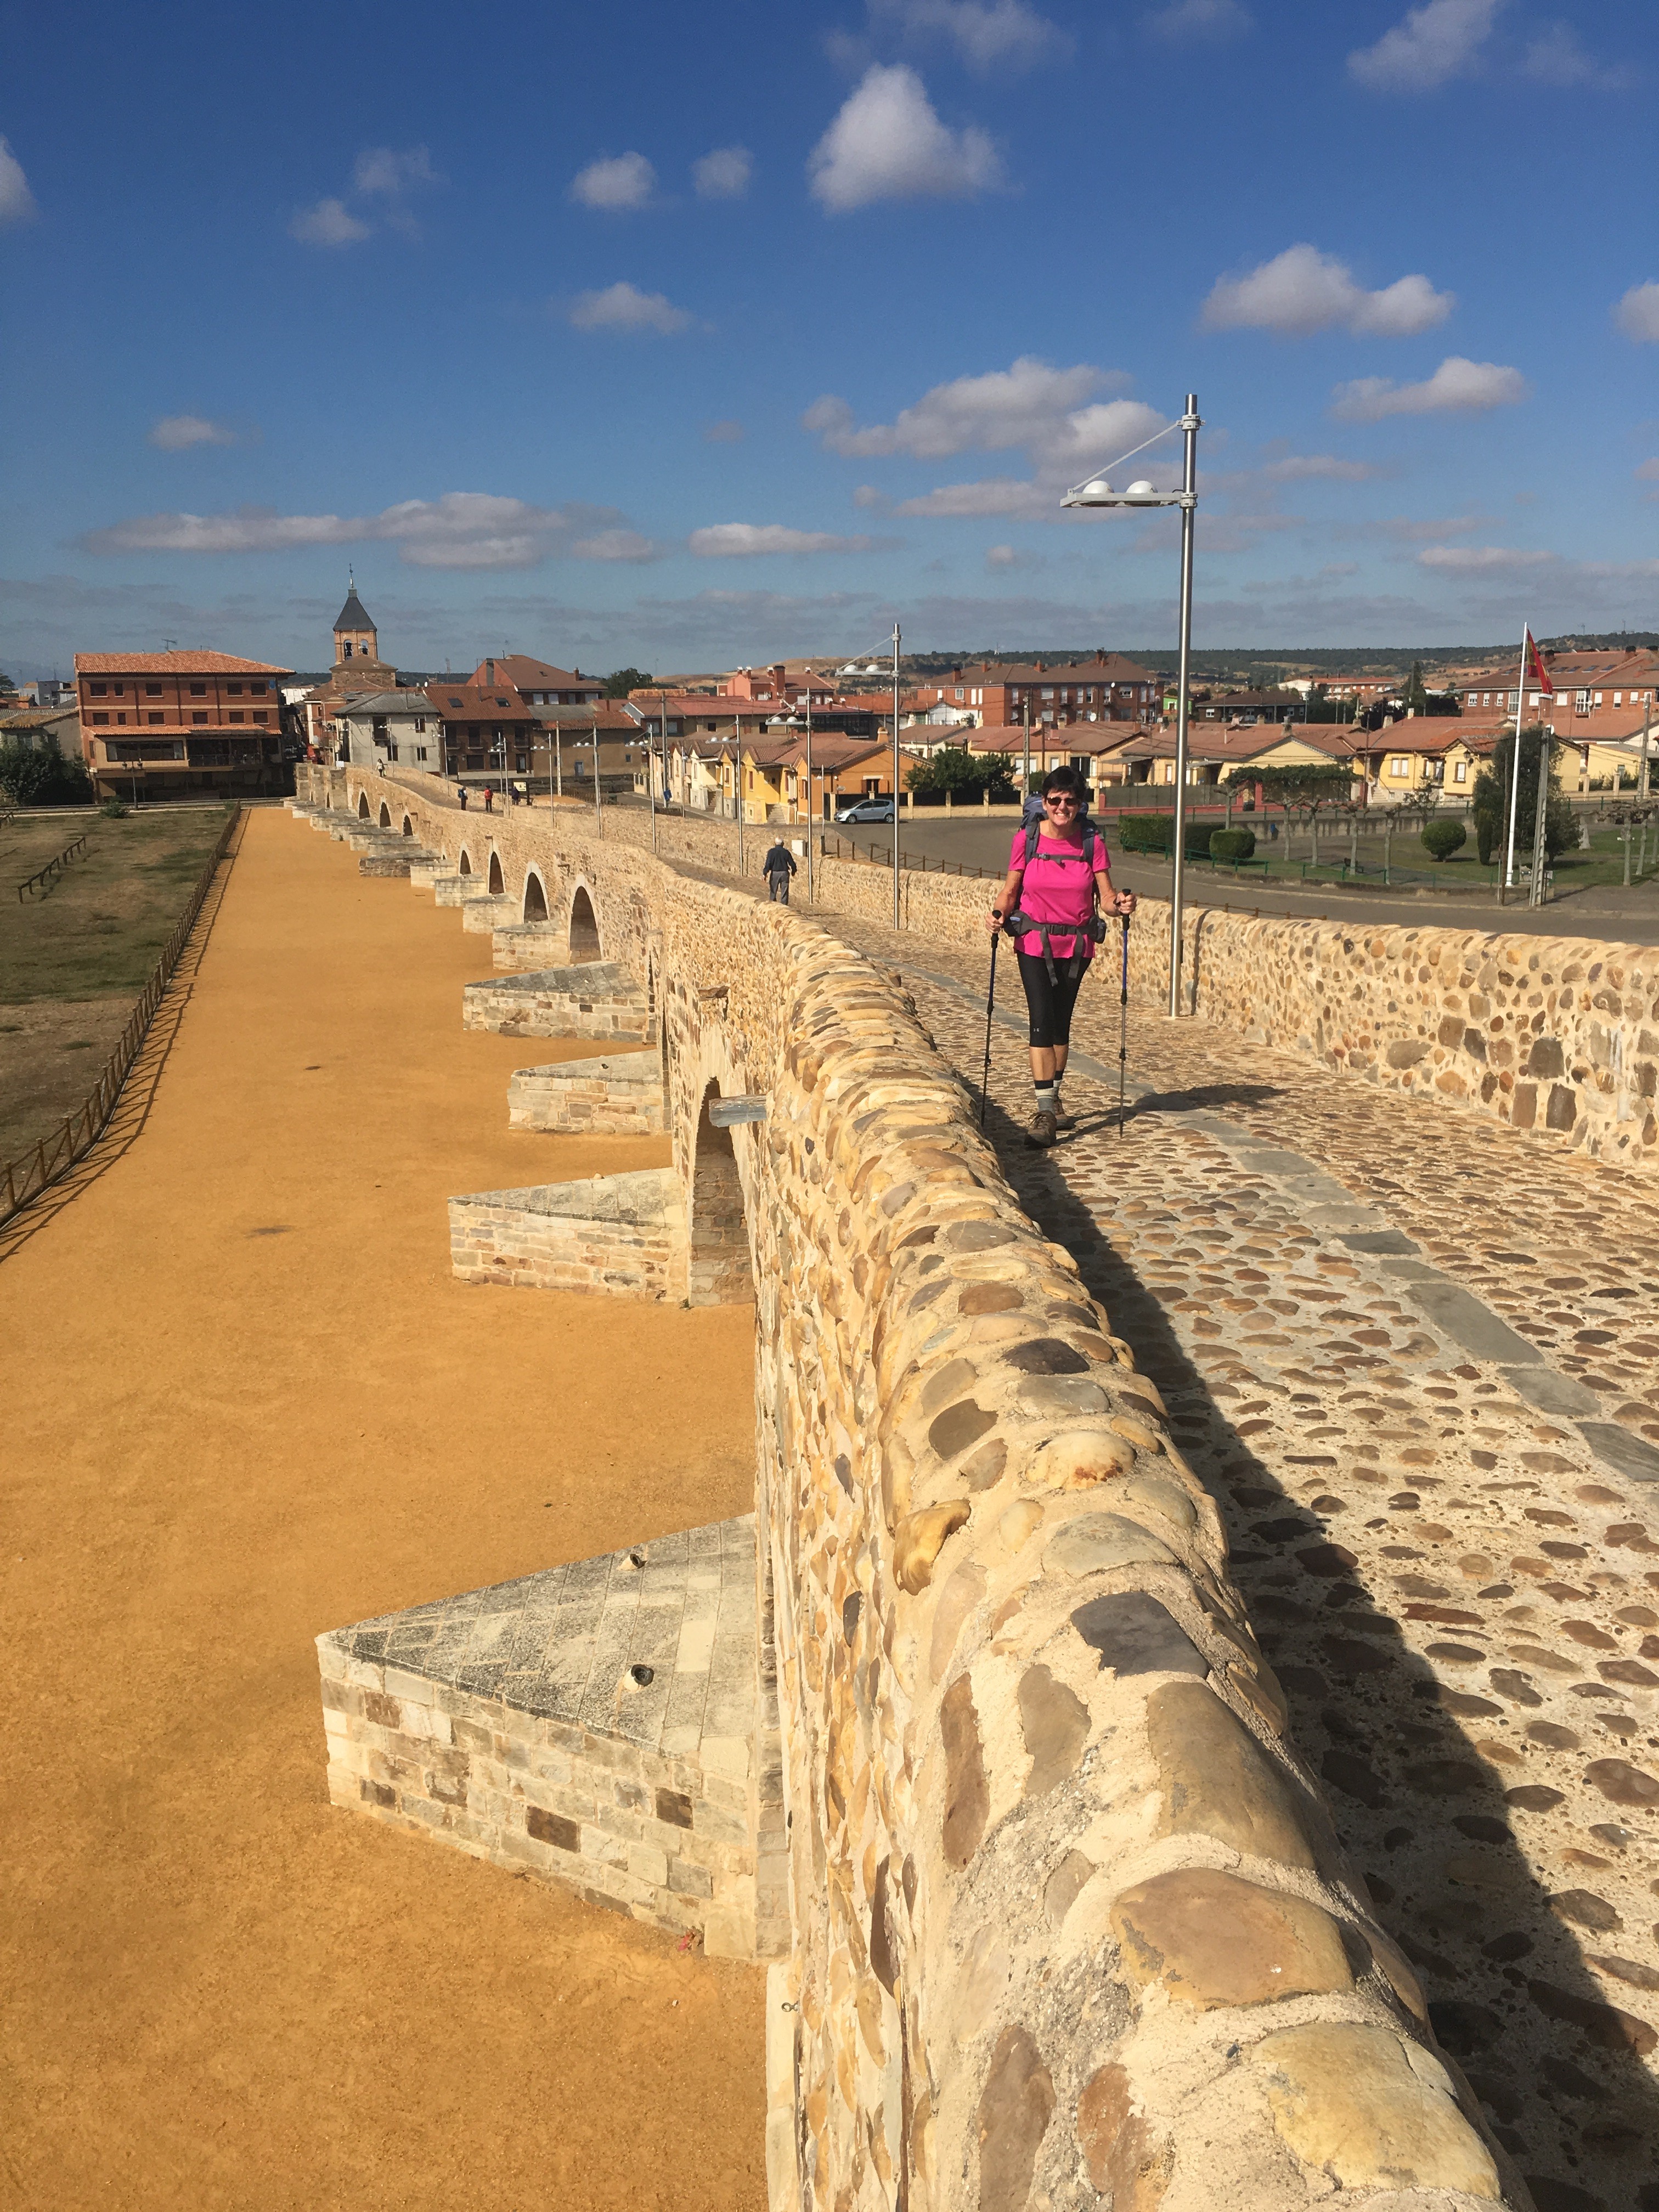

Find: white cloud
870;0;1068;71
149;415;237;452
81;493;650;572
0;136;36;225
985;543;1045;571
568;281;691;334
805;359;1164;519
1144;0;1252;41
689;524;879;556
809;65;1001;211
1637;459;1659;481
352;145;438;197
1202;245;1453;337
703;419;744;443
1258;453;1381;482
693;146;752;200
1615;282;1659;342
1329;355;1527;420
1418;545;1554;570
571;153;656;211
1348;0;1500;92
568;527;663;563
289;197;370;247
1523;24;1634;89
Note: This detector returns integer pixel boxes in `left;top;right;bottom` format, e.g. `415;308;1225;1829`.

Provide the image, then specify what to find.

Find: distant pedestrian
484;786;494;814
459;785;469;811
763;837;797;903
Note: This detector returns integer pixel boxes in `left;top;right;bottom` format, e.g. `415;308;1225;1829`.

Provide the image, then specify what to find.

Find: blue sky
2;0;1655;678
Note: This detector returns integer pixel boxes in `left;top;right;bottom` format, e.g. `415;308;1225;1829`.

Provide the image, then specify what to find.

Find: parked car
836;795;895;823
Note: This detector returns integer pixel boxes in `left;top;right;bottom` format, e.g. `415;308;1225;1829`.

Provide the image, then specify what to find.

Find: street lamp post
1062;393;1201;1019
891;621;901;929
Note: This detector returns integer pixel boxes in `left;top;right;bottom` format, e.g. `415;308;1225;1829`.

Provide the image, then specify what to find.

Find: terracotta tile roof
471;654;599;692
769;735;887;772
433;685;538;723
74;650;293;675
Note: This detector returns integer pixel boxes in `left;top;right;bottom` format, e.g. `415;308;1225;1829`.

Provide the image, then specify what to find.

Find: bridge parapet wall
296;759;1527;2208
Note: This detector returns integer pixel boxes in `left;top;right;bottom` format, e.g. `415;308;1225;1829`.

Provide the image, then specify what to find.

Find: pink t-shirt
1007;827;1105;960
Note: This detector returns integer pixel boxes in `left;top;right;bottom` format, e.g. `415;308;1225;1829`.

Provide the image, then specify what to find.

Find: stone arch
358;792;370;819
400;814;413;837
568;884;601;963
458;849;472;876
488;850;505;895
522;870;549;923
687;1081;754;1307
379;801;392;829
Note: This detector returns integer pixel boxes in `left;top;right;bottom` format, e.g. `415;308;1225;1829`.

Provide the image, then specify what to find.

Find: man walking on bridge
763;836;797;904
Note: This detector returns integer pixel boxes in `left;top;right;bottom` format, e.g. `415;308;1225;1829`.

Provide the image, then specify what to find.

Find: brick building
75;649;294;800
302;583;401;759
909;653;1156;729
467;654;603;708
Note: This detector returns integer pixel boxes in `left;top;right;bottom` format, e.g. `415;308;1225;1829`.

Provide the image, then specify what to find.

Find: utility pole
593;710;602;836
652;690;667;855
1528;727;1551;907
891;622;902;928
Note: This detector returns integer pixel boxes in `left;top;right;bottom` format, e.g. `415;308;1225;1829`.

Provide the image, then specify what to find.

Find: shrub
100;796;129;819
1116;814;1213;859
1209;827;1256;862
1420;818;1466;861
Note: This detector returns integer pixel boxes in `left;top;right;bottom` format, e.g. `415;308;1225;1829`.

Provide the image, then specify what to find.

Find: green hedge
1209;828;1256;862
1115;814;1214;859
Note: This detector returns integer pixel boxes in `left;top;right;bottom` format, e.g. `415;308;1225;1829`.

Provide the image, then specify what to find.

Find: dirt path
0;810;765;2212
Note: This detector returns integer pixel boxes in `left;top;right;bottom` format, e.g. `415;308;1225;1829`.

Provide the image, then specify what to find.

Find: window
253;710;268;724
1041;688;1054;700
228;683;243;696
190;682;206;697
1615;692;1623;706
116;712;128;726
193;712;208;725
1453;760;1468;783
251;682;267;697
414;718;425;734
343;643;353;658
92;711;109;726
148;712;165;726
113;683;125;696
1390;755;1410;776
145;683;162;697
229;711;244;724
416;746;428;763
91;682;108;697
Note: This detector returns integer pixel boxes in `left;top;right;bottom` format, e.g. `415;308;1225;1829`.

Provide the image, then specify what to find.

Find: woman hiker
986;764;1136;1148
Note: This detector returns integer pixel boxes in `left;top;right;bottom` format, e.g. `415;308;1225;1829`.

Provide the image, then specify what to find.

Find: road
820;814;1659;943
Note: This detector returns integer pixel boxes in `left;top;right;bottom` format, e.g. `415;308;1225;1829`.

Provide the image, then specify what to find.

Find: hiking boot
1026;1109;1058;1148
1053;1096;1077;1131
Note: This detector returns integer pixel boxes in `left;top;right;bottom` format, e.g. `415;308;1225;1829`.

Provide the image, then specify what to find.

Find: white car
835;795;895;823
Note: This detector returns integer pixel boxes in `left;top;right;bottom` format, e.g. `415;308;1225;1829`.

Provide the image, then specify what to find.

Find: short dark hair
1041;764;1086;800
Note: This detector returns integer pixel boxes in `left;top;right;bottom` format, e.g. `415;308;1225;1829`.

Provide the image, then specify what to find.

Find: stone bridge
295;763;1659;2212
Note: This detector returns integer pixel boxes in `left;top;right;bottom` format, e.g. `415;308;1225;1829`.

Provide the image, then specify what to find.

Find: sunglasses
1045;794;1080;810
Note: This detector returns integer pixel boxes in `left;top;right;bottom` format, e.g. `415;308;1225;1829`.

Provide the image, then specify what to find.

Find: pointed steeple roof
334;585;374;633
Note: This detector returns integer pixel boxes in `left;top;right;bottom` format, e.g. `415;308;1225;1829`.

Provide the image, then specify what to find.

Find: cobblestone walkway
815;900;1659;2212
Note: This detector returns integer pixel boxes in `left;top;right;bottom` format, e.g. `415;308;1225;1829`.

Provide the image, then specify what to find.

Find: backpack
1019;791;1103;867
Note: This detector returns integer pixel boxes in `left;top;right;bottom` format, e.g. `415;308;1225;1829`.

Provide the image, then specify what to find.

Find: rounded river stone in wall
1045;1514;1177;1579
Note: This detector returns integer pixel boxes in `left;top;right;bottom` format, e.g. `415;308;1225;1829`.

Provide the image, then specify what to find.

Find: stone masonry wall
507;1054;665;1135
449;1167;685;1300
298;763;1530;2209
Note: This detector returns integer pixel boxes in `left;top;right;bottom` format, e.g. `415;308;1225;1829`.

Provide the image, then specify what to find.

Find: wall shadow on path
979;1084;1659;2212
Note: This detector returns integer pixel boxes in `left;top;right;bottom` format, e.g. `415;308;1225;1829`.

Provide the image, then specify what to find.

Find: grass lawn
1180;822;1658;898
0;806;230;1163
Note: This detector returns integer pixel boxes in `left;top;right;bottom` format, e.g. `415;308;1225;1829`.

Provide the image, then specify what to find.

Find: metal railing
819;832;998;880
16;833;87;900
1;805;240;1229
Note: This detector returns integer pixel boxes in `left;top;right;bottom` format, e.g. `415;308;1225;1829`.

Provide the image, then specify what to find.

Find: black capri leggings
1015;949;1088;1049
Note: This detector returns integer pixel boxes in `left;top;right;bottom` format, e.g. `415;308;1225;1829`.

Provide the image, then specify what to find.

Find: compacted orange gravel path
1;809;765;2212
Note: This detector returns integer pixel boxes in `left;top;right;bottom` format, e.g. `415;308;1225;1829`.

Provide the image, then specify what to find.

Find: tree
1401;661;1430;715
603;667;652;698
0;735;92;806
904;744;1014;803
1226;762;1356;808
1471;726;1577;865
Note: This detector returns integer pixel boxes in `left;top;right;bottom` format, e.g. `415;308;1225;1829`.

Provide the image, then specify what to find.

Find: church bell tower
332;569;380;670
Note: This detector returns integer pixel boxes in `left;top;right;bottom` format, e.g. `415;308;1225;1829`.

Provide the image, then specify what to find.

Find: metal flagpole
805;676;814;905
1641;691;1652;799
593;708;602;836
1502;629;1530;899
891;622;901;929
1167;394;1200;1019
652;689;665;854
736;733;746;882
1023;698;1031;802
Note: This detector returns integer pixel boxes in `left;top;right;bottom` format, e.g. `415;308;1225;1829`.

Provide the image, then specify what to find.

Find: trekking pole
979;931;999;1130
1118;913;1130;1139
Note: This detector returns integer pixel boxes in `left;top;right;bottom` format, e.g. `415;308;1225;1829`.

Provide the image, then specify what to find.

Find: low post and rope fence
15;833;88;900
0;805;240;1228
